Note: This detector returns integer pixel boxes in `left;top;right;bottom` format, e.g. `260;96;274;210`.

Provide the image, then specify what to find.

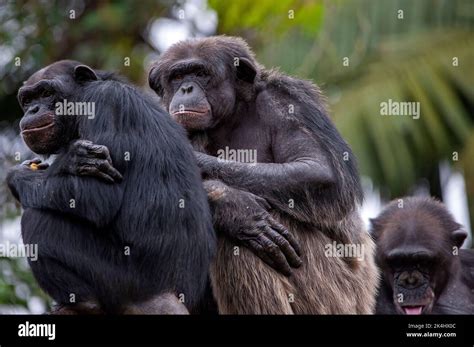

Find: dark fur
8;60;215;313
150;36;378;313
372;197;474;314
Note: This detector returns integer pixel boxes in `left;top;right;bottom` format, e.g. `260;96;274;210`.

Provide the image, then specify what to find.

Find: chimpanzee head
371;197;467;315
148;36;258;131
17;60;100;154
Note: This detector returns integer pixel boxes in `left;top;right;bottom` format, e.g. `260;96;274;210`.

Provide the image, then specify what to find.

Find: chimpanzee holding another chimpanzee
67;36;379;314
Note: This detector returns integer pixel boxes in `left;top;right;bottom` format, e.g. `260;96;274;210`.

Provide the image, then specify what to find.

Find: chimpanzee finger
255;195;271;210
247;240;289;276
71;140;92;156
267;217;302;256
78;165;115;183
81;158;123;182
36;162;50;170
21;158;42;166
264;226;302;268
95;171;116;184
258;234;292;276
89;144;112;162
99;162;123;182
74;140;111;162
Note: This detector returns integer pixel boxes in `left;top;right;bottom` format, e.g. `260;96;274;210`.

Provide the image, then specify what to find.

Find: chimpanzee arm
7;157;124;228
38;137;302;275
195;122;352;225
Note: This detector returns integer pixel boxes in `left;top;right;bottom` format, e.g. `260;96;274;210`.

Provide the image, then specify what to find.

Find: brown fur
210;210;378;314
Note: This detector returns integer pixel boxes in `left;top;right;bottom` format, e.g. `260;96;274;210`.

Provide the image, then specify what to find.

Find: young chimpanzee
7;60;215;314
372;197;474;314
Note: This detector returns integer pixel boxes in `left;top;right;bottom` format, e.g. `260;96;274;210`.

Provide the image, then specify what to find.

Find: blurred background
0;0;473;313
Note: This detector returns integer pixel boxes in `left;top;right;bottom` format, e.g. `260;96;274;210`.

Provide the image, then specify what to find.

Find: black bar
0;315;472;345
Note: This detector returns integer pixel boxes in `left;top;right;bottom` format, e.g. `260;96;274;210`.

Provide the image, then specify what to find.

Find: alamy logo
0;241;37;261
18;321;55;340
380;99;420;119
55;99;95;119
324;241;365;261
217;146;257;165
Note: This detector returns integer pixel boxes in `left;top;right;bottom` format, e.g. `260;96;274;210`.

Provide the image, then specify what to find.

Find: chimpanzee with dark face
145;36;379;313
372;197;474;314
7;60;215;314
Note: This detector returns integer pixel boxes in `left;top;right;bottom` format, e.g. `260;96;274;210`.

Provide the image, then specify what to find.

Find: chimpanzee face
380;242;439;315
372;199;467;315
17;61;98;154
148;37;257;132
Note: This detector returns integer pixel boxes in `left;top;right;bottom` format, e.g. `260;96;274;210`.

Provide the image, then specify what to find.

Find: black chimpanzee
372;197;474;314
7;60;215;314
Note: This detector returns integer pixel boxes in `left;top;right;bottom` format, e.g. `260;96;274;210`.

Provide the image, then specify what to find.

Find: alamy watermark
380;99;420;119
217;146;257;165
55;99;95;119
0;241;38;261
324;241;365;261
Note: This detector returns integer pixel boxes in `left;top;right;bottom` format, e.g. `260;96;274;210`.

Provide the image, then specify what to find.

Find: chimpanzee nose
399;271;422;288
180;85;193;94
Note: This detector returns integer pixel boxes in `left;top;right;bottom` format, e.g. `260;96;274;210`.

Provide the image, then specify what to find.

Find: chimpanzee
146;36;379;314
66;36;379;313
7;60;215;314
372;197;474;314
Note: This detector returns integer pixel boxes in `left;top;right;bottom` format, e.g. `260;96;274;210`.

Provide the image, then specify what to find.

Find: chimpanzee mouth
172;109;208;116
21;113;55;134
22;121;55;134
402;305;424;315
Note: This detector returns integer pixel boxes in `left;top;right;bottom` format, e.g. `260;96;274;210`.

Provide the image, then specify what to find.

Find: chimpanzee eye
21;95;32;106
173;74;184;81
41;89;53;98
388;257;404;270
417;258;433;269
196;71;206;77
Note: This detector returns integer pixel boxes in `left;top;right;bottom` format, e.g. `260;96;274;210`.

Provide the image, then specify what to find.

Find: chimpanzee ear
451;226;467;248
74;65;98;82
235;57;257;83
148;66;163;97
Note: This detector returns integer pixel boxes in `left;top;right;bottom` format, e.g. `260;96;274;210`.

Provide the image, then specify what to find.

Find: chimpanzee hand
7;158;49;201
61;140;123;183
20;158;50;171
204;180;302;276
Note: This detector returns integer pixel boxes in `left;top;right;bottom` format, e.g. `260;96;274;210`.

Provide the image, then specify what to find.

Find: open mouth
402;306;424;315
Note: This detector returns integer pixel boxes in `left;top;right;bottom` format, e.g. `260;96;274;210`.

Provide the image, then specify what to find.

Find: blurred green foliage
0;0;174;125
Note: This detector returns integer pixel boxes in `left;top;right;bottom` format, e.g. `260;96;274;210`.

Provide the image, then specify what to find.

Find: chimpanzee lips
21;113;55;134
402;306;424;315
172;109;208;116
21;121;55;134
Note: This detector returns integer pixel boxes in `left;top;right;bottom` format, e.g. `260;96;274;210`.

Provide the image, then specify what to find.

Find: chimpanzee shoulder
254;68;363;204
